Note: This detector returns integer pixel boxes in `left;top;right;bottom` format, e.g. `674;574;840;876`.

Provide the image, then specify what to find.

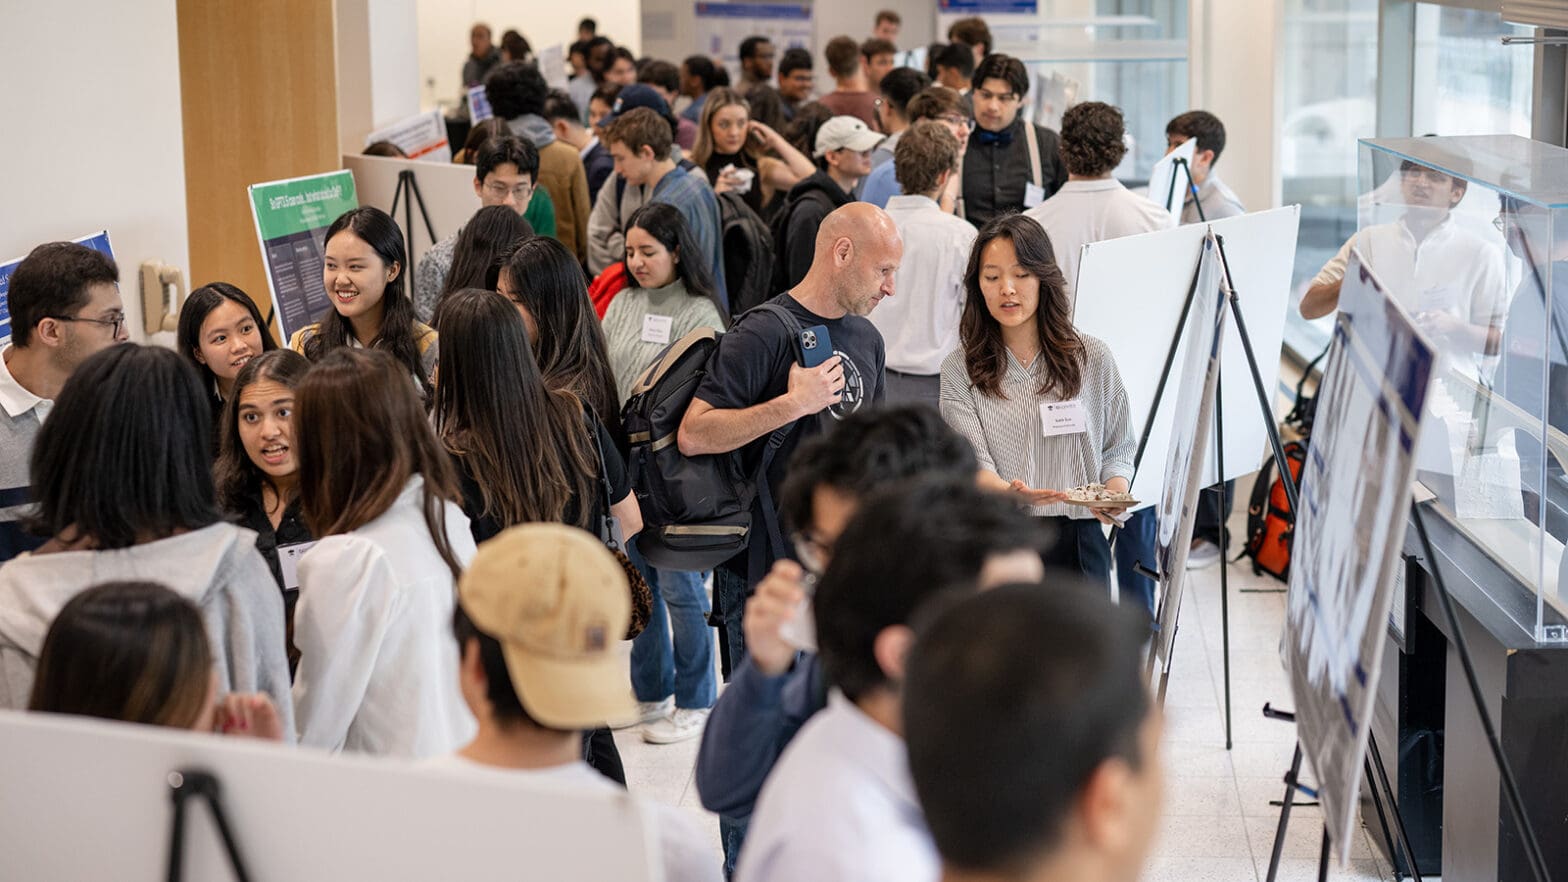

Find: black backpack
621;302;805;572
716;191;776;320
768;188;834;293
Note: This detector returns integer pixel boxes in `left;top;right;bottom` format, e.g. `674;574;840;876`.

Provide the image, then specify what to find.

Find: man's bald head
809;203;903;317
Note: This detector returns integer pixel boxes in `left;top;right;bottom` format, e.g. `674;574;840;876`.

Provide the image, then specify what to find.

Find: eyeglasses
483;182;534;201
791;531;831;577
49;313;125;337
939;114;973;129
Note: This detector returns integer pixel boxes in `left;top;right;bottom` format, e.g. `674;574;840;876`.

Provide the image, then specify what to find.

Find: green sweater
602;279;725;405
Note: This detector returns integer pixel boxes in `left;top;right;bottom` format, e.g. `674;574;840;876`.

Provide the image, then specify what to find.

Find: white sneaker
1186;539;1222;570
642;707;710;744
612;697;673;730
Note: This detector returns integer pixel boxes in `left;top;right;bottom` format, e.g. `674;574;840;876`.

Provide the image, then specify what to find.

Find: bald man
680;202;899;668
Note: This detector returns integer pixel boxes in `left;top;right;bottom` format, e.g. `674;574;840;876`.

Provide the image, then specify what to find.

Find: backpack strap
736;301;809;563
1024;122;1042;189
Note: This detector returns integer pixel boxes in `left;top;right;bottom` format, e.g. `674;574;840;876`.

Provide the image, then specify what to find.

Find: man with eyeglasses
861;85;973;211
0;241;126;561
412;135;539;323
693;405;1040;875
1300;158;1505;358
961;54;1067;229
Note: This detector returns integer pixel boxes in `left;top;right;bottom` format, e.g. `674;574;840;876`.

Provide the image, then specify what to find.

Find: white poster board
342;154;483;274
365;109;453;163
694;2;812;85
1145;137;1197;227
539;44;570;91
1073;205;1300;509
1152;235;1227;662
1284;250;1436;866
0;710;659;880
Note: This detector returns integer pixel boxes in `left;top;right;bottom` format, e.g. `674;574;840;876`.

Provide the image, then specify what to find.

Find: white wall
0;0;190;346
338;0;424;154
1189;0;1284;213
417;0;643;113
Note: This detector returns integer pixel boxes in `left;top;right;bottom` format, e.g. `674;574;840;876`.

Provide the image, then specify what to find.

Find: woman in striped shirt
939;213;1136;584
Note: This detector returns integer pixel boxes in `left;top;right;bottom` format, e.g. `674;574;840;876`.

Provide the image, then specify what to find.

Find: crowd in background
0;10;1284;881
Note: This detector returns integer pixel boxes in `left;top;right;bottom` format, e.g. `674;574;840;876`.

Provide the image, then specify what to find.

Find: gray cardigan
0;522;295;739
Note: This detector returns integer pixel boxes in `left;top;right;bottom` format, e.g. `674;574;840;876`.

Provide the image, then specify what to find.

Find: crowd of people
0;11;1292;881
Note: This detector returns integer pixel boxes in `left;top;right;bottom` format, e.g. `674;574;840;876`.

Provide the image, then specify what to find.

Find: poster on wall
938;0;1038;10
1284;249;1436;866
1152;234;1227;664
0;231;114;347
247;171;358;346
467;85;494;123
693;3;811;84
364;110;452;163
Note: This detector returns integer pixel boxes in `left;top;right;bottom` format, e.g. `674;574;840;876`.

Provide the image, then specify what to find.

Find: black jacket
777;171;854;289
962;116;1068;228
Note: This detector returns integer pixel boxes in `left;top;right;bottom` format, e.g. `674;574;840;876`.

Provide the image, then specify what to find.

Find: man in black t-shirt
678;202;900;670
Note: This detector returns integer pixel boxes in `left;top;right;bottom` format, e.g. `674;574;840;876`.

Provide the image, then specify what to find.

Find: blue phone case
798;324;834;368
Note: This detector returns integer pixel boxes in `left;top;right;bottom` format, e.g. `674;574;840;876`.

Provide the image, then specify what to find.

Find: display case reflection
1358;137;1568;642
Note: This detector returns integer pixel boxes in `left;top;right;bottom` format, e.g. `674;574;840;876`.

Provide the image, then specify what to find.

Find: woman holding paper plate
939;214;1137;584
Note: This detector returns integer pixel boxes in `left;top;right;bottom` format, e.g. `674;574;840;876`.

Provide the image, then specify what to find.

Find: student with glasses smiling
861;84;973;210
0;241;126;562
961;54;1067;228
413;134;540;323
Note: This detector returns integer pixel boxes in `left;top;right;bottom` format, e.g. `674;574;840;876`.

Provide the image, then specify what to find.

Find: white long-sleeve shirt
869;195;978;376
292;475;477;757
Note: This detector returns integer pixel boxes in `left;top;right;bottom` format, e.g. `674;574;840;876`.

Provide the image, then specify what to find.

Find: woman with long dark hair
176;282;277;420
290;207;439;399
29;581;284;739
497;236;624;444
213;350;313;671
290;348;476;757
939;214;1136;583
437;204;533;307
692;86;815;218
0;345;292;731
434;287;639;781
601;205;724;743
434;287;639;541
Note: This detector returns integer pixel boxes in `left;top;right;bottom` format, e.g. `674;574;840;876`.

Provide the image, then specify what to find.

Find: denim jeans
628;539;717;709
713;565;751;677
1115;507;1158;620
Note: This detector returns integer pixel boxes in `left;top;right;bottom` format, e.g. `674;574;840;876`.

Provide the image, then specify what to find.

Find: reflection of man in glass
1494;194;1568;538
1300;161;1506;359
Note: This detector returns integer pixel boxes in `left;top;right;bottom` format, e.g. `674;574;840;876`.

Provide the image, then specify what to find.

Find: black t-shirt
455;413;629;545
232;488;313;593
693;292;886;576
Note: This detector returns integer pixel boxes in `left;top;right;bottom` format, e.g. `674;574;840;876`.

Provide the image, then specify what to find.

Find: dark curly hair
1058;101;1127;178
485;61;549;120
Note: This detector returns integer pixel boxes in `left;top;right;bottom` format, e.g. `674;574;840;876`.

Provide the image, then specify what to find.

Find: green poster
248;171;357;344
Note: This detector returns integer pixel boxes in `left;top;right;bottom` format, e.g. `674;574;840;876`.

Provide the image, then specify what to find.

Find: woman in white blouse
940;214;1136;584
290;348;477;757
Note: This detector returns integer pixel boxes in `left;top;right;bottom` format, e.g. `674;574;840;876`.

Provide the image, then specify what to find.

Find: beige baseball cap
814;115;885;158
457;524;635;730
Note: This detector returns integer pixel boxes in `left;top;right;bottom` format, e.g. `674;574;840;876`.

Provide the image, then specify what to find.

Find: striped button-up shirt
940;334;1136;519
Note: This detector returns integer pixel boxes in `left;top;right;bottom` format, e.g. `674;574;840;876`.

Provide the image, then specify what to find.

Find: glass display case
1358;135;1568;644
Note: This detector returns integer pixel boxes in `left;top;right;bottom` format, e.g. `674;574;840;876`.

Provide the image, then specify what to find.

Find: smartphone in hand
799;324;835;368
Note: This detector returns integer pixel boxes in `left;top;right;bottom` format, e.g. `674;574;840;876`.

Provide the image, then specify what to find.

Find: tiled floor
612;493;1402;881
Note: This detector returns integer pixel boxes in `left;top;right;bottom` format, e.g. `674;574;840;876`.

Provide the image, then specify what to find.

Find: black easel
1409;502;1553;882
165;768;252;882
1187;235;1428;882
388;169;438;274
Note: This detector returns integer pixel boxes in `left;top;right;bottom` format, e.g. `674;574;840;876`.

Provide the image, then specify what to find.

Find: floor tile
1143;855;1260;882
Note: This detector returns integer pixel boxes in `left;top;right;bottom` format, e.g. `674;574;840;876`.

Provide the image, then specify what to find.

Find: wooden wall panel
178;0;339;337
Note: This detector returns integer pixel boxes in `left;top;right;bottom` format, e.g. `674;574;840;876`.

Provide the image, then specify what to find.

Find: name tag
641;314;673;345
278;541;318;592
1040;400;1087;436
1024;182;1046;208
